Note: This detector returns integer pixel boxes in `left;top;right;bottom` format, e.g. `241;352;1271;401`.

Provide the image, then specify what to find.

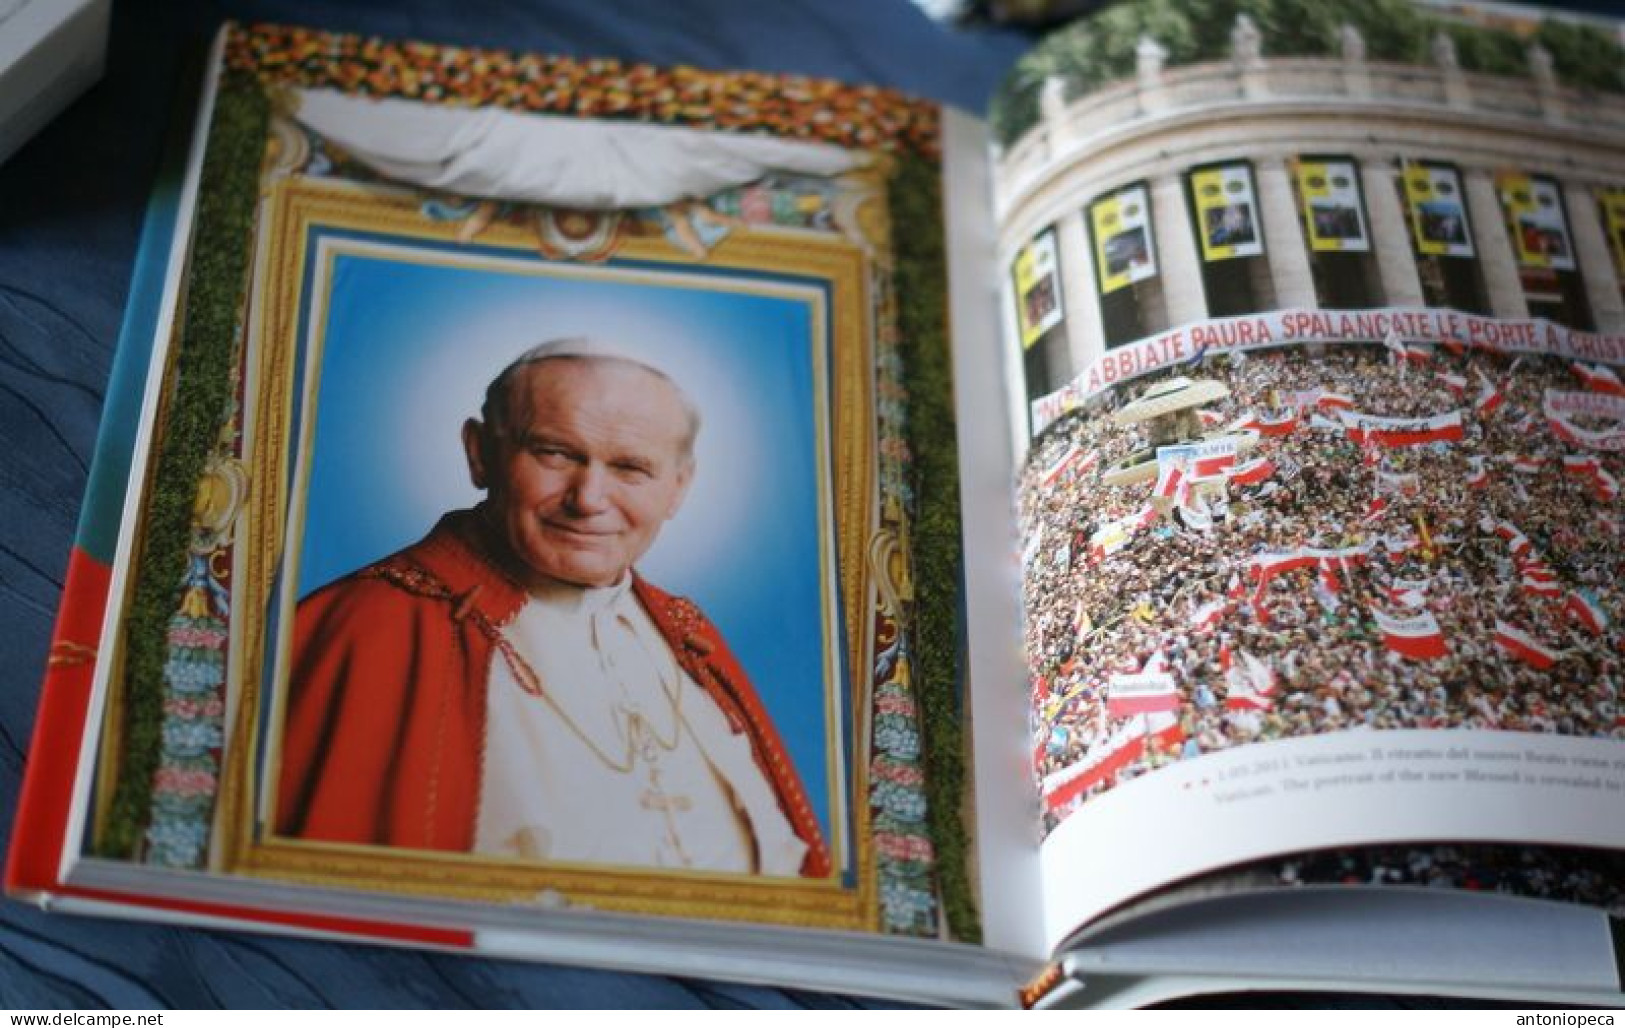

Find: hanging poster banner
1498;173;1575;272
1012;228;1065;350
1191;163;1263;262
1296;158;1369;253
1603;187;1625;279
1402;163;1475;258
1090;185;1157;296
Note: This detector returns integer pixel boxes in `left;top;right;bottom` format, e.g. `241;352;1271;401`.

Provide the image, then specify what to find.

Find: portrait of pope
275;337;831;878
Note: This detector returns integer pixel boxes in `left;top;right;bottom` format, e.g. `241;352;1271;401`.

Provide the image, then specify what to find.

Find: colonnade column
1462;167;1529;320
1358;156;1426;307
1254;156;1318;310
1150;173;1208;327
1564;180;1625;334
1054;208;1105;378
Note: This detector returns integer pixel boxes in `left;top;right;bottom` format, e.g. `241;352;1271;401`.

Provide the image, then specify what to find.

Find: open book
9;0;1625;1009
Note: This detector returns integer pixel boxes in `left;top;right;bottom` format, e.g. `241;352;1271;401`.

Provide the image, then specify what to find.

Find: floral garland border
224;23;940;160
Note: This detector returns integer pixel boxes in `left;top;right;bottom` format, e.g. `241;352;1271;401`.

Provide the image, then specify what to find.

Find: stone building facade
996;17;1625;433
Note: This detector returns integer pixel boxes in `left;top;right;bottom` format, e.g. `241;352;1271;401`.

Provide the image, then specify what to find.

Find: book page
985;0;1625;948
52;22;997;959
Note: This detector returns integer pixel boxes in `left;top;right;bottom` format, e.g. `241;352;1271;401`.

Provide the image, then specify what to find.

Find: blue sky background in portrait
293;244;838;840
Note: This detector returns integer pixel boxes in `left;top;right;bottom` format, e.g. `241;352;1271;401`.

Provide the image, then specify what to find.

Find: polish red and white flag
1520;574;1563;598
1385;579;1429;608
1384;330;1430;365
1473;370;1506;417
1041;712;1184;811
1563;454;1602;478
1041;443;1097;486
1154;460;1189;502
1248;550;1318;585
1435;371;1468;396
1493;621;1562;669
1106;672;1181;718
1190;598;1229;631
1490;520;1534;558
1466;456;1490;489
1316;391;1356;411
1595;468;1620;502
1363;496;1389;523
1319;558;1343;595
1193;450;1237;478
1572;361;1625;397
1228;456;1275;486
1516;558;1557;584
1383;531;1422;555
1548;415;1582;447
1225;650;1276;710
1374;608;1448;660
1341;410;1464;448
1566;591;1609;635
1249;586;1272;626
1250;411;1300;436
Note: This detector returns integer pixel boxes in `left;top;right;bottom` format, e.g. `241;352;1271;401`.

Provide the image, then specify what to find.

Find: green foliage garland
891;153;980;943
98;73;268;858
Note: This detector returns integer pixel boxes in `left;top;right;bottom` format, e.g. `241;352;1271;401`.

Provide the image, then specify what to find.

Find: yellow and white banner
1090;185;1156;296
1012;228;1064;350
1402;163;1474;258
1191;163;1262;262
1498;173;1575;271
1295;158;1368;253
1602;186;1625;277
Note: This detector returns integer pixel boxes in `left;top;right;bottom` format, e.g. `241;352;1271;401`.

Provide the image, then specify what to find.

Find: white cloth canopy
292;87;861;208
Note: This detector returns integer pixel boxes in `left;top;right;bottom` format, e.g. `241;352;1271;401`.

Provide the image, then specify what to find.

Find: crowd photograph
1019;341;1625;832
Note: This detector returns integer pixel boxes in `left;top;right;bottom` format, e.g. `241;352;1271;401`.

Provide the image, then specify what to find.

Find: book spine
5;547;111;896
3;67;195;895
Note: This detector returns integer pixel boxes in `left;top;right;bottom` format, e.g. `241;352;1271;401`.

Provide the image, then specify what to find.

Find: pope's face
464;358;693;590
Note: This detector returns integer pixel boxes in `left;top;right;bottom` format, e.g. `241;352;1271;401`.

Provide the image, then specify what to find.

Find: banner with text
1544;388;1625;451
1030;308;1625;436
1156;437;1240;478
1339;409;1464;448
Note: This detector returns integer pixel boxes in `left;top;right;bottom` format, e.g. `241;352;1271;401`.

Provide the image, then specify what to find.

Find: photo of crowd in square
1019;340;1625;833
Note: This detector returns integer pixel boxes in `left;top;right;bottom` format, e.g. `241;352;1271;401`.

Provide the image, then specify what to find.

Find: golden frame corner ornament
213;176;885;930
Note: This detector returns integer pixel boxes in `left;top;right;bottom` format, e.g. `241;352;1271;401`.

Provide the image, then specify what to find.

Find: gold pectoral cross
636;757;694;867
624;707;694;866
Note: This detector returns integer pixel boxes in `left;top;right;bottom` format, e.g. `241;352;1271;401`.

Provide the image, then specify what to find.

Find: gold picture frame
200;175;886;929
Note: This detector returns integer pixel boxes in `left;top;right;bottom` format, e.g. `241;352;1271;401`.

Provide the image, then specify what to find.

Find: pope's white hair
478;337;701;461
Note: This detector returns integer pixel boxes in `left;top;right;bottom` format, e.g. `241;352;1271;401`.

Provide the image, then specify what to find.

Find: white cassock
473;577;807;875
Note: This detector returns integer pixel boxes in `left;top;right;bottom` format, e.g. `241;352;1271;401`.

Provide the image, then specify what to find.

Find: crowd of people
1018;343;1625;831
1274;842;1625;915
